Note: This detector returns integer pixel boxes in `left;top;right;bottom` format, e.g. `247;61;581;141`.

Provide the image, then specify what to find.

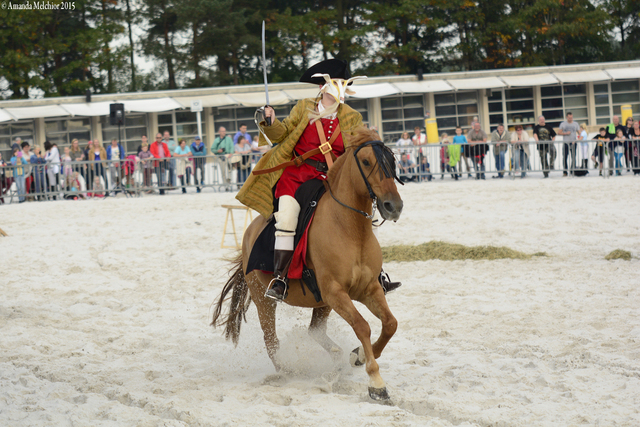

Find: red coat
274;117;344;199
150;141;171;168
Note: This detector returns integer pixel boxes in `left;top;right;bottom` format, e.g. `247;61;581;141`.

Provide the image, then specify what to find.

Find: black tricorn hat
299;59;351;85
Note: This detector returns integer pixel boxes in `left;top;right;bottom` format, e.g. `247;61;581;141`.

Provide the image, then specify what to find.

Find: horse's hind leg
323;286;391;402
309;307;343;364
249;273;281;371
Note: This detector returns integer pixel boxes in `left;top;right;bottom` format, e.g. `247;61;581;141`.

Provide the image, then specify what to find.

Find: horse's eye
362;159;371;167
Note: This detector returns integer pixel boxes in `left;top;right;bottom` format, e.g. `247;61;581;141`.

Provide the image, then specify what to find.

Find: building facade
1;60;639;160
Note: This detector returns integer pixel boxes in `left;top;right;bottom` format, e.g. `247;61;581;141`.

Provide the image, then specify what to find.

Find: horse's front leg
359;283;398;360
322;285;391;403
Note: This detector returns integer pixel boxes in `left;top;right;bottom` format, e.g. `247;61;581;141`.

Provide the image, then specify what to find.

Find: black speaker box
110;103;125;126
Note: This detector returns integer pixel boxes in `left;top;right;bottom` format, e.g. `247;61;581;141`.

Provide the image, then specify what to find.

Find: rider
235;59;401;301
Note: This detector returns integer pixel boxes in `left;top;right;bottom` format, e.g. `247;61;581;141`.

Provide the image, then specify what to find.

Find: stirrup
379;271;402;295
265;276;288;302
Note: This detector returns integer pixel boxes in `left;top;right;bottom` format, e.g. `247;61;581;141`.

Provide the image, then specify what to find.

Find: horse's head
345;128;404;222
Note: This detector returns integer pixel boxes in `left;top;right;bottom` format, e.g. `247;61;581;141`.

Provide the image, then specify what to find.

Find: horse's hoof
350;346;365;367
368;386;393;404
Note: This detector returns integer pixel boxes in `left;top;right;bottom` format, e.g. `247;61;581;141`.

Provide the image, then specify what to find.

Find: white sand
1;175;639;427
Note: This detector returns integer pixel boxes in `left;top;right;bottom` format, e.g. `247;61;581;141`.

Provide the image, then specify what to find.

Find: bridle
324;140;403;220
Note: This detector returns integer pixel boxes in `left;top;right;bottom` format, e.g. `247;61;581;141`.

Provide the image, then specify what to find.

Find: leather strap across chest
252;122;341;176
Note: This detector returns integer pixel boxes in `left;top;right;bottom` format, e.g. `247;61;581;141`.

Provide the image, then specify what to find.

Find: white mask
311;73;367;104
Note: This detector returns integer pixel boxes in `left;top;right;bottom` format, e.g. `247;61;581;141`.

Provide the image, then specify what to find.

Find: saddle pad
245;179;326;280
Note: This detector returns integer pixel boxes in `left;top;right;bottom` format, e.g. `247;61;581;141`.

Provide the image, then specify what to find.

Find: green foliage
0;0;635;97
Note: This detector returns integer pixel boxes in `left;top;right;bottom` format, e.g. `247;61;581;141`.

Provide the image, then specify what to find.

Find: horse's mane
346;126;383;148
328;126;399;183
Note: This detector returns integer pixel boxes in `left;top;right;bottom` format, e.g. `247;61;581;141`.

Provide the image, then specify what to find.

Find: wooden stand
0;227;7;237
221;205;253;249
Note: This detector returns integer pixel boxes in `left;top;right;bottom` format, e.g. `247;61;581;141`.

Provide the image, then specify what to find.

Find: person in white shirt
44;141;61;199
577;123;589;172
396;131;413;160
411;126;426;145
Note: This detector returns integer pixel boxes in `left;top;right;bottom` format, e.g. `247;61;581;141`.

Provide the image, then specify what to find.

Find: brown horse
212;127;403;402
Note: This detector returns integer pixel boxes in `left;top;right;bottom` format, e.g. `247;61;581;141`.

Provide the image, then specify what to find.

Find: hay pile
605;249;632;261
381;241;547;262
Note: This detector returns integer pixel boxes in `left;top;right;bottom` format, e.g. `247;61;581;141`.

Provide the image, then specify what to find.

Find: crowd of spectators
0;123;269;204
394;113;640;181
2;115;639;204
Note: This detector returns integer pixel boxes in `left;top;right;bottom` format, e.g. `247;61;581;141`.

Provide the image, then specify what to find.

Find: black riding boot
265;249;294;301
379;270;402;294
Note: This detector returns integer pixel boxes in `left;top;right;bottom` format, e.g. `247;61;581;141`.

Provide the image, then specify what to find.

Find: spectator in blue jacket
106;138;125;194
190;136;206;193
30;146;47;200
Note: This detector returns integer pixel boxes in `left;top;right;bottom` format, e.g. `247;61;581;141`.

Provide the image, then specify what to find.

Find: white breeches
274;195;301;251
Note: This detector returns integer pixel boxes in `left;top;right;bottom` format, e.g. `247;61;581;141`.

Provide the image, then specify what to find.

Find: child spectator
577;123;589;172
64;172;85;200
88;176;105;198
591;127;608;176
62;146;74;182
30;146;47;200
612;129;626;176
174;139;193;193
10;147;26;203
452;126;470;178
447;138;461;180
439;133;450;179
417;151;432;182
138;143;154;192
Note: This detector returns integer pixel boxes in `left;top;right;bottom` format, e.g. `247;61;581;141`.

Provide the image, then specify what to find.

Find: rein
324;140;402;220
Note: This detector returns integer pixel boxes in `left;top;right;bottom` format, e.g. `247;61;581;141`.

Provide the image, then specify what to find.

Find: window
45;117;91;150
540;84;587;127
611;80;640;115
593;80;640;125
594;83;611;124
0;120;35;160
346;99;369;126
434;92;478;136
380;95;425;142
487;88;535;133
101;114;147;154
213;104;293;141
157;111;208;146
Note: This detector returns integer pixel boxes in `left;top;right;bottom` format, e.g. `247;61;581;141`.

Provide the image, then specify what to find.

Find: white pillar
204;107;215;151
35;118;45;149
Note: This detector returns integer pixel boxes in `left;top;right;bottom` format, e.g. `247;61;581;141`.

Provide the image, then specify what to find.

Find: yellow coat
236;98;363;218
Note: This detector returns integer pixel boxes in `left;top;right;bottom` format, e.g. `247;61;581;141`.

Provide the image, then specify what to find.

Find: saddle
245;179;326;302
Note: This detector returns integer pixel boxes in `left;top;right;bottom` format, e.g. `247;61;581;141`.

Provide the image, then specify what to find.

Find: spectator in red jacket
150;133;171;195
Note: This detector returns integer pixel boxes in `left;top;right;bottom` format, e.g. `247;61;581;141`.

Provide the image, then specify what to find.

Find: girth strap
252;123;341;176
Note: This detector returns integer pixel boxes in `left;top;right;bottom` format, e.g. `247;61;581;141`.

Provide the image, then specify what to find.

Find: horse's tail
211;253;251;346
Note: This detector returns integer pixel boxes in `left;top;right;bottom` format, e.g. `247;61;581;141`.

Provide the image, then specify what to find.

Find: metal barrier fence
0;153;264;204
1;141;638;204
392;139;640;182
